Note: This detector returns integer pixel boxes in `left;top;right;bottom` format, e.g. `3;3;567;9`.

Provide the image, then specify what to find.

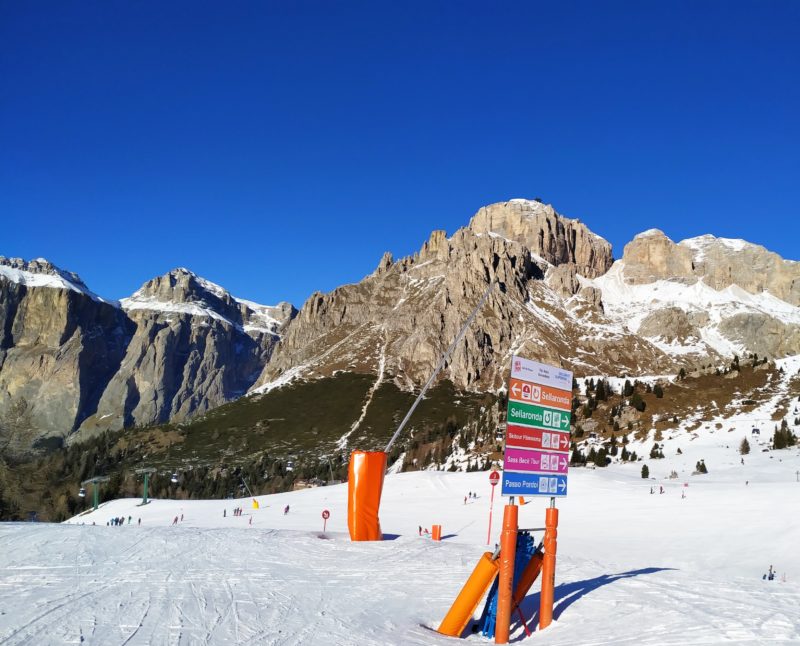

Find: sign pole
321;509;330;534
539;497;559;629
487;470;499;545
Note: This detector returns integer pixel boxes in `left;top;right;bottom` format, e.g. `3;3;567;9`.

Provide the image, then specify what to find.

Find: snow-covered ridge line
0;258;113;305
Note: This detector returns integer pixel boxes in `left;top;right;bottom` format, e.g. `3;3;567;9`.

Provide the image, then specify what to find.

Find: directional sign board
502;355;573;498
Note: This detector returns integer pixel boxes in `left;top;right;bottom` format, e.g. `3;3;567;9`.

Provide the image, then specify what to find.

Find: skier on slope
284;505;290;515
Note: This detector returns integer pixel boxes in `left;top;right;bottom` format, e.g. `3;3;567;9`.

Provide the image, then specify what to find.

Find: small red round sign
489;471;500;486
322;509;330;519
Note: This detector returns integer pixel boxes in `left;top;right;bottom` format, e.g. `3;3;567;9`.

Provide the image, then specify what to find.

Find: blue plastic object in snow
479;532;537;638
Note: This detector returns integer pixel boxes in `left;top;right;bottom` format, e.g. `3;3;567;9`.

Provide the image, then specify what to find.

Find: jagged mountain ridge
254;199;800;394
2;199;799;452
0;259;294;451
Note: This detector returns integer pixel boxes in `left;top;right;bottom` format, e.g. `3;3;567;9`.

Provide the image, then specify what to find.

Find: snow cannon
347;450;387;541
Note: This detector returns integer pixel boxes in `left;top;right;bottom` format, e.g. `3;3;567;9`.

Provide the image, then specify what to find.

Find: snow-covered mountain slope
585;260;800;357
2;412;798;645
0;256;110;303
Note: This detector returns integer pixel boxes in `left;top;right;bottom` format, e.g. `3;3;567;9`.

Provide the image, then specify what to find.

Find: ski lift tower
81;476;111;512
134;467;158;505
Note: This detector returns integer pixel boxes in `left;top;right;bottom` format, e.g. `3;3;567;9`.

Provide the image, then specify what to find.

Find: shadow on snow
514;567;675;639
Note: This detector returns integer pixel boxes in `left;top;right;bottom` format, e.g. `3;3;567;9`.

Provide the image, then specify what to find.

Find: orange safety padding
432;524;442;541
347;450;387;541
513;552;543;607
438;552;499;637
539;507;559;629
495;504;519;644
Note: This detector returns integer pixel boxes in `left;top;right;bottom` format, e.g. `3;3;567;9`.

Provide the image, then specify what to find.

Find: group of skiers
229;507;244;517
463;491;478;504
108;515;138;526
764;565;783;581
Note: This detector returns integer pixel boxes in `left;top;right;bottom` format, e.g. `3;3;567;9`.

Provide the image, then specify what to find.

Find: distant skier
659;486;664;494
650;487;654;494
249;517;252;526
138;518;141;526
223;509;227;518
284;505;290;515
464;496;467;505
128;515;132;525
172;516;178;525
418;525;422;536
180;513;184;522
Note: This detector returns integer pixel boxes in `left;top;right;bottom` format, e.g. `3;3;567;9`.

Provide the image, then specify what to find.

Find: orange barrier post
539;506;559;629
347;450;387;541
432;524;442;541
495;503;518;644
438;552;499;637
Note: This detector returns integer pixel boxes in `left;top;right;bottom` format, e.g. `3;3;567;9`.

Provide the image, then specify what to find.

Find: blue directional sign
501;471;568;497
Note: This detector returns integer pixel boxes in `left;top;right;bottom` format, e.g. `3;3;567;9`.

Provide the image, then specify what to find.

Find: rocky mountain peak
618;230;800;305
467;199;613;277
0;256;104;301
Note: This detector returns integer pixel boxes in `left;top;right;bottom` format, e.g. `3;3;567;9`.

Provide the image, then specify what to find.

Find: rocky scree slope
0;258;294;451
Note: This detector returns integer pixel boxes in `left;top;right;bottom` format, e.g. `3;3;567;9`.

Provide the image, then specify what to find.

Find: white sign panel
510;355;573;392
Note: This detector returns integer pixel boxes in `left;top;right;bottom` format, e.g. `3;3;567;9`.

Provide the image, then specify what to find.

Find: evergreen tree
653;384;664;398
641;464;649;479
739;437;750;455
623;380;634;397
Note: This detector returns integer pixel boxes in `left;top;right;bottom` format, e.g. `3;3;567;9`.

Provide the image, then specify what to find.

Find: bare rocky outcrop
468;199;613;277
255;203;668;394
0;260;294;448
619;230;800;305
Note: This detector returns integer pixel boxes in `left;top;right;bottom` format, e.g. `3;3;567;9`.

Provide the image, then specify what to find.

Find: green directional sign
507;400;570;432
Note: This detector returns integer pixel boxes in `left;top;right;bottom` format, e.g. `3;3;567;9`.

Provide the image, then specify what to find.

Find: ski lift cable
384;281;496;454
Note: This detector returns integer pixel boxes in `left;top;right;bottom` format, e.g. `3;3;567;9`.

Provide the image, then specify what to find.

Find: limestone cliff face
590;230;800;360
79;269;295;436
254;203;666;394
0;259;132;452
468;199;613;277
0;260;294;449
621;230;800;304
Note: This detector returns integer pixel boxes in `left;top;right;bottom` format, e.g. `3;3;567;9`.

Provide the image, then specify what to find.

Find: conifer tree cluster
773;420;797;450
695;459;708;474
739;437;750;455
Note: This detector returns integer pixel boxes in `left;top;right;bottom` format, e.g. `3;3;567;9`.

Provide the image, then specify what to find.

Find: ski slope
2;426;800;646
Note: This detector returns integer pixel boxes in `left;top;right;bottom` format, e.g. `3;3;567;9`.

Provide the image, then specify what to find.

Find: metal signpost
495;355;573;643
501;356;572;498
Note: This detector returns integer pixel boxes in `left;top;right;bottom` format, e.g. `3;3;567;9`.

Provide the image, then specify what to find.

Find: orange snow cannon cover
347;450;387;541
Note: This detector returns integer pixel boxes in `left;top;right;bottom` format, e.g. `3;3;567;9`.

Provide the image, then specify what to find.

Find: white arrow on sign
560;456;568;470
558;481;567;492
511;383;520;397
560;435;569;450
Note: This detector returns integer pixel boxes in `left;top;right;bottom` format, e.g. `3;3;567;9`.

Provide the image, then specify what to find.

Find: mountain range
2;198;799;454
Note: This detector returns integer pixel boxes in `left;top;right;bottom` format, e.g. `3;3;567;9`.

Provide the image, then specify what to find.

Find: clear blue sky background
2;1;798;307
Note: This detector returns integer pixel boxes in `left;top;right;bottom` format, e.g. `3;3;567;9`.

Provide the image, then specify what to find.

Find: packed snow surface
2;418;799;645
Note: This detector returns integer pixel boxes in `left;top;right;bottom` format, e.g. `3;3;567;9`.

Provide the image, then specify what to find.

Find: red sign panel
505;424;570;454
322;509;330;520
489;471;500;486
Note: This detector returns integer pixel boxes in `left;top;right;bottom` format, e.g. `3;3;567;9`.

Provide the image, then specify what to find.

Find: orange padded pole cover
438;552;499;637
495;504;518;644
539;507;559;629
432;524;442;541
513;551;543;607
347;450;387;541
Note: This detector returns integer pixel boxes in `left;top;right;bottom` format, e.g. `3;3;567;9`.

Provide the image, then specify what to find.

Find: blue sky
2;1;798;307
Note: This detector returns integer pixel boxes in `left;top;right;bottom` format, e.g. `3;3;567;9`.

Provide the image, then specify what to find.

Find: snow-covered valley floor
2;426;800;645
